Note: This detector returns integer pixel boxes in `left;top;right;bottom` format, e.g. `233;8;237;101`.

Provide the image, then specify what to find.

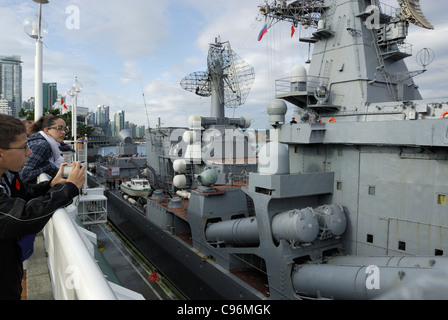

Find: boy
0;114;85;300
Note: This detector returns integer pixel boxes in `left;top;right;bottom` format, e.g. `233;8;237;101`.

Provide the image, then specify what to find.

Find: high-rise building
0;99;13;115
96;105;110;126
0;55;22;117
136;125;146;138
43;82;57;111
96;105;110;136
114;110;125;135
86;111;96;126
22;97;34;112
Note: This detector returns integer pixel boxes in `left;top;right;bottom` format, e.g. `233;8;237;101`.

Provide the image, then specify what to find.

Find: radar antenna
416;47;434;70
397;0;434;30
259;0;327;29
180;37;255;111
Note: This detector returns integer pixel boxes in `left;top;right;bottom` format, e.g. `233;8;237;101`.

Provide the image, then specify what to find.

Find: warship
90;0;448;300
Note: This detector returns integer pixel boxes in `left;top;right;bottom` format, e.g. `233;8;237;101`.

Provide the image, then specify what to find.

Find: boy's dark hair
30;114;62;134
0;114;26;149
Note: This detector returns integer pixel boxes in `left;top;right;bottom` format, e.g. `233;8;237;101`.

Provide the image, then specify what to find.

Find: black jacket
0;171;79;300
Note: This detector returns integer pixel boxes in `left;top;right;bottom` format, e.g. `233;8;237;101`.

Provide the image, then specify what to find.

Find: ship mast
259;0;435;115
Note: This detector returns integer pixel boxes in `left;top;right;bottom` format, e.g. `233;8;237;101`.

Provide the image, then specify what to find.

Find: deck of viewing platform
22;232;53;300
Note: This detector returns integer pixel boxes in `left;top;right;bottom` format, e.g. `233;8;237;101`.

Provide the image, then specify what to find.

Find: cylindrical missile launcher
205;204;347;246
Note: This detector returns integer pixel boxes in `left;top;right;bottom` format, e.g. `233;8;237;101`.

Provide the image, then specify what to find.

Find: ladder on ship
370;27;398;101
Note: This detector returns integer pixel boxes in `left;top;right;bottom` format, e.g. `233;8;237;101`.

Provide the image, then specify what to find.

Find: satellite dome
267;99;287;123
291;65;307;82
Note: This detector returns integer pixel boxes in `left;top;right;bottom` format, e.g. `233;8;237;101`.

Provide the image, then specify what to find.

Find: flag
291;25;296;38
258;24;268;41
61;98;68;110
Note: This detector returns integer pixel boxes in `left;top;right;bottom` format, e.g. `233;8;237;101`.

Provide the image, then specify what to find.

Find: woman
19;115;69;184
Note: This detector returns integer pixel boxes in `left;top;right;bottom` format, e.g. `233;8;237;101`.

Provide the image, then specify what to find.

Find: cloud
46;0;170;58
120;60;141;84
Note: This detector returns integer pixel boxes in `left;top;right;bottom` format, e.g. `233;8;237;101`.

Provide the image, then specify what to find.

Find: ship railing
43;204;143;299
62;138;89;193
378;2;398;20
383;41;412;57
36;172;142;299
275;75;329;97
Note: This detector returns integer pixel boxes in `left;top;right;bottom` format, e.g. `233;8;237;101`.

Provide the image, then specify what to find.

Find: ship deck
146;180;249;221
23;220;183;300
142;181;271;297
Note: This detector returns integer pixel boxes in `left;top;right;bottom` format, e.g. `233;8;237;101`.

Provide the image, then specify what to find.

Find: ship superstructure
95;0;448;300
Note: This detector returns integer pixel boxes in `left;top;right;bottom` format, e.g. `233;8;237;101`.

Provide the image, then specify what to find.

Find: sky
1;0;447;130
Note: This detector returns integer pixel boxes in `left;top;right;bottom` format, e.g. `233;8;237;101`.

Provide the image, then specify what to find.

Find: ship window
366;234;373;243
437;194;447;205
338;148;343;156
368;186;376;195
336;181;342;190
295;146;299;153
435;249;444;256
255;187;273;195
398;241;406;251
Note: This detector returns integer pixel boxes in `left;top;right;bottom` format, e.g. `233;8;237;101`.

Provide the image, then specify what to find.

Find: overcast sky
1;0;446;129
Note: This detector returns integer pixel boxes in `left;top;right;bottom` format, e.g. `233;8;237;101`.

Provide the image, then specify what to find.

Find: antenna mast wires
140;78;150;129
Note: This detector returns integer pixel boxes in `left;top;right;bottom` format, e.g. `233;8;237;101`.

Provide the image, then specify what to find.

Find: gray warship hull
90;0;448;300
104;188;264;299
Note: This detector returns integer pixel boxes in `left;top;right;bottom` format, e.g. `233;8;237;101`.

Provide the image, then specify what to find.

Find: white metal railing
43;207;116;299
38;138;143;300
43;204;143;300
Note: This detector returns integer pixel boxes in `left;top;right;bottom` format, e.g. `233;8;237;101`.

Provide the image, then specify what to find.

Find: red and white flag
61;98;68;110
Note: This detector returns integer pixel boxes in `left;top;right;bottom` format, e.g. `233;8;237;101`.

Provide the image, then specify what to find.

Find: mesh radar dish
180;38;255;109
397;0;434;30
180;71;211;97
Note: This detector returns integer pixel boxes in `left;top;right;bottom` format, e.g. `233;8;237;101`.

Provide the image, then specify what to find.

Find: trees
18;108;94;139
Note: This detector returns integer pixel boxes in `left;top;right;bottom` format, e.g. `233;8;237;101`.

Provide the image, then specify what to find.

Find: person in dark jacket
19;115;68;184
0;114;85;300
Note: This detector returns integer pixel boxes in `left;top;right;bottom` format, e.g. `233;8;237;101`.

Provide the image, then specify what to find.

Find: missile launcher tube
205;205;346;246
292;263;442;300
